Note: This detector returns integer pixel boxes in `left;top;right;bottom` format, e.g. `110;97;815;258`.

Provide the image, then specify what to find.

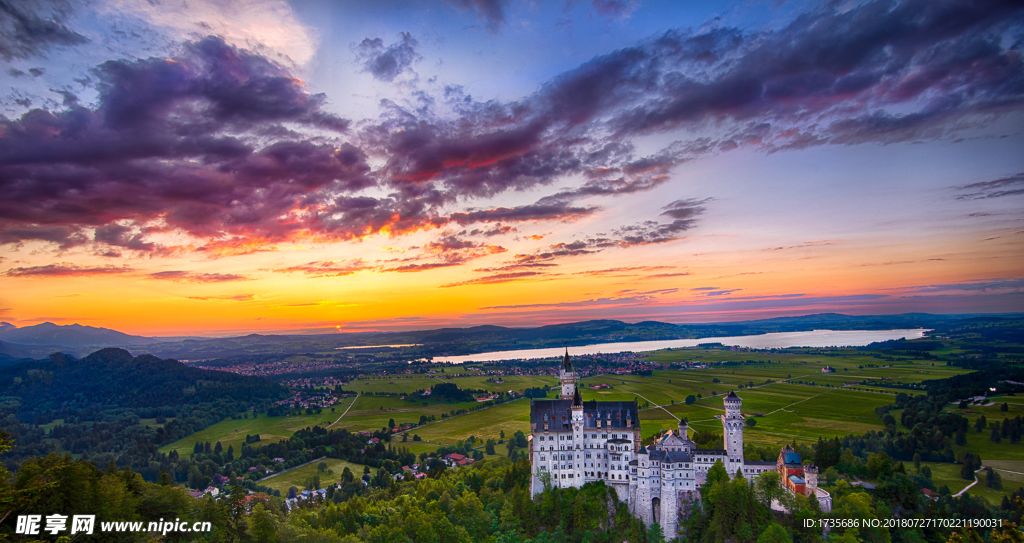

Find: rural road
953;468;987;498
326;394;359;429
257;455;327;483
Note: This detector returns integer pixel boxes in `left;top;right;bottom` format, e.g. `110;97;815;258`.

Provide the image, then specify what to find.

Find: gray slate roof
530;399;639;430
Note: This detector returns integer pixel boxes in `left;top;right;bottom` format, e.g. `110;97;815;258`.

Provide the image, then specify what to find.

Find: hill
0;348;286;417
0;321;160;348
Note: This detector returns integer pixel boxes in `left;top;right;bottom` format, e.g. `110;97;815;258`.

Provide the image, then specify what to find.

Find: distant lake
432;329;929;364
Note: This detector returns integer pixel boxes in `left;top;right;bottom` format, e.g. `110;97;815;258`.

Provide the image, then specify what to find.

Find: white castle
529;351;831;540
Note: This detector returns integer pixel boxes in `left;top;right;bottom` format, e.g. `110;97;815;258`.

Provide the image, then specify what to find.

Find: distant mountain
0;322;161;348
0;347;288;418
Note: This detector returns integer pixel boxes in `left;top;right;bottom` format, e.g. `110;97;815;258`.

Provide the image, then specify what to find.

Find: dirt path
256;456;327;483
326;394;359;429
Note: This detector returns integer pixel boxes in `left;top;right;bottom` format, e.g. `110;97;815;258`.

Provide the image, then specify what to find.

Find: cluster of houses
443;453;476;467
273;391;338;410
280;376;350;387
192;358;361;377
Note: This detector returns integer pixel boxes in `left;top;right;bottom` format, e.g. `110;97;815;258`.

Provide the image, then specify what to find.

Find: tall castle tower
721;391;744;465
571;385;585;483
559;348;576;400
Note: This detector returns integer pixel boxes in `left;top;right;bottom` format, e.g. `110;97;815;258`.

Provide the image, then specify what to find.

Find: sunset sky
1;0;1022;336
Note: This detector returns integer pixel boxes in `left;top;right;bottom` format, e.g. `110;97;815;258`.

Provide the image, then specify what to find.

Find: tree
485;439;496;455
746;418;757;427
250;503;279;543
755;471;784;509
389;418;396;429
986;467;1003;490
976;415;987;432
648;522;664;542
991;424;1002;443
757;523;792;543
1001;402;1009;412
685;395;696;405
317;462;328;473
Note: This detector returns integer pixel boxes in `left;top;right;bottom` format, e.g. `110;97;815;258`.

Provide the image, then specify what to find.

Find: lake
432;328;929;364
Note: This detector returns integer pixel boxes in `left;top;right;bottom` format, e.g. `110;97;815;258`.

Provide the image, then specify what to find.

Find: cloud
105;0;318;65
590;0;638;20
445;0;507;32
572;266;675;277
447;202;596;224
148;271;250;282
0;36;363;254
3;263;133;277
382;235;506;272
440;270;548;288
187;294;255;301
355;32;420;82
480;288;677;309
5;0;1023;263
904;278;1024;293
0;0;88;61
957;173;1024;200
270;259;373;278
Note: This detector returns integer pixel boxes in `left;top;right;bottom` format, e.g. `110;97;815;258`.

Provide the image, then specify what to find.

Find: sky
0;0;1022;336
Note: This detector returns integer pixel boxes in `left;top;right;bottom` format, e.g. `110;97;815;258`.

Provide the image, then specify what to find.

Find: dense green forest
4;429;1024;543
0;349;287;483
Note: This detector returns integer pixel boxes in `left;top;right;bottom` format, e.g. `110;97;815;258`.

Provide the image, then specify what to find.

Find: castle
528;351;832;540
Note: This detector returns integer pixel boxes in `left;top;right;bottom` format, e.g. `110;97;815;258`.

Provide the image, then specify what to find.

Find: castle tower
634;446;653;524
721;391;744;466
678;418;695;455
559;348;576;400
805;464;819;496
571;386;585;485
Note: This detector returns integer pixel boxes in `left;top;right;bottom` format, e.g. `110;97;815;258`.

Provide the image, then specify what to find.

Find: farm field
917;461;1021;505
162;345;1024;500
159;396;358;457
260;457;366;494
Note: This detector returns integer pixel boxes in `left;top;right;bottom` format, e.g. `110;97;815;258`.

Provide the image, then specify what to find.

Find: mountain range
1;312;1022;364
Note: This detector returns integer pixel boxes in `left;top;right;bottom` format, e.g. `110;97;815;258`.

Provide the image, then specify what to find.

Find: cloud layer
2;0;1023;287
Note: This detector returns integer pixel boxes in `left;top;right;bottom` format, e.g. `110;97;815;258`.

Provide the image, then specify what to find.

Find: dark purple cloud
0;36;365;255
0;0;88;61
905;278;1024;292
440;270;547;288
3;0;1022;264
270;259;373;278
957;172;1024;200
355;32;420;82
147;271;250;283
187;294;254;301
3;263;133;277
446;0;507;32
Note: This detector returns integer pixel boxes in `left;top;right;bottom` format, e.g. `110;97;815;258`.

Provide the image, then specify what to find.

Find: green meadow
165;346;1024;500
260;457;367;494
159;396;358;457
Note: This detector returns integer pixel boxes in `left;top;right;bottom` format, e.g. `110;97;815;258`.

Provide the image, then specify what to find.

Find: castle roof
530;399;639;430
788;475;805;485
693;448;728;455
648;449;693;463
782;451;802;465
572;385;582;407
562;348;572;372
725;391;741;401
